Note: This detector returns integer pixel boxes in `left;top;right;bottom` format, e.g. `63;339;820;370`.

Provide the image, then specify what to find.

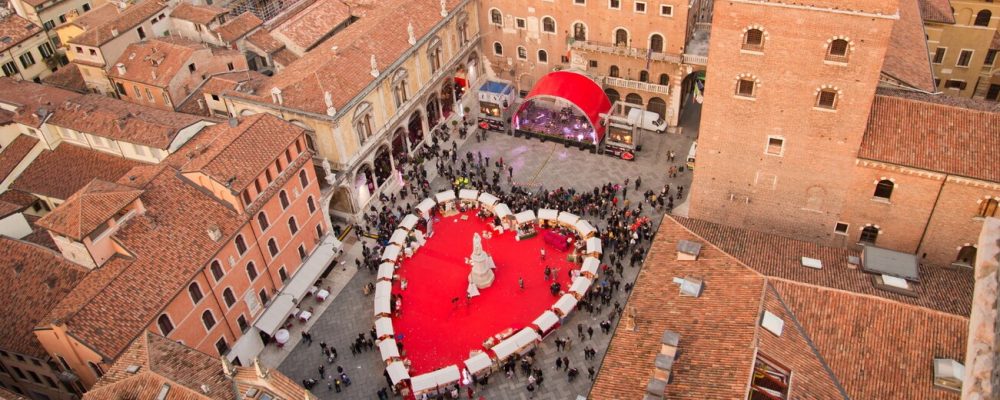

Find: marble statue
407;22;416;45
322;158;335;185
468;233;495;289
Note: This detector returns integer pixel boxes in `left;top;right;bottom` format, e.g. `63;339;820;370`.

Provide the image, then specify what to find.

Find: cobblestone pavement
277;103;701;399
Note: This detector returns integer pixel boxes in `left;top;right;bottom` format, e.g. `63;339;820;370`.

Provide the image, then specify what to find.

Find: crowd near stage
512;71;612;152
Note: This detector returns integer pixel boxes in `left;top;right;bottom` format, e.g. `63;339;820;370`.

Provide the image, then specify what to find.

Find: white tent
252;295;295;335
389;229;408;245
494;203;512;219
514;210;536;224
532;310;560;333
386;361;410;385
537;208;558;221
382;244;402;261
378;338;400;361
586;237;603;254
459;189;479;200
491;328;541;360
553;294;579;315
463;352;493;375
558;211;580;226
416;198;437;216
377;263;395;281
374;296;391;316
574;219;596;238
375;317;394;339
581;257;600;276
478;192;499;207
410;365;461;394
375;280;393;300
435;190;457;203
400;214;419;231
569;276;593;296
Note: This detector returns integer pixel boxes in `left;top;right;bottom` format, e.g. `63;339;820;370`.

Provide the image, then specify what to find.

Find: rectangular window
588;60;598;68
237;315;249;332
19;52;36;69
88;49;96;56
932;47;946;64
116;82;126;95
59;14;66;23
766;137;784;156
736;79;755;97
38;43;54;58
43;20;55;29
987;84;1000;101
28;371;41;383
634;1;646;13
82;3;91;11
137;27;146;40
145;88;154;102
298;244;306;261
2;61;17;77
660;4;673;16
574;0;585;4
214;337;229;356
188;63;196;72
956;49;973;67
816;90;837;109
227;62;234;71
609;0;620;9
834;222;849;235
750;355;790;399
985;49;998;67
944;79;967;90
515;18;525;29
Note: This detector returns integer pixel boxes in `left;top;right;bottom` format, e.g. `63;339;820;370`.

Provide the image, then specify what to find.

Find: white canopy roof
378;338;400;361
416;198;437;215
558;212;580;225
586;237;603;254
463;352;493;375
459;189;479;200
400;214;419;231
478;192;499;207
435;190;457;203
492;328;541;360
514;210;536;224
410;365;461;393
386;361;410;385
581;257;600;275
374;295;391;316
389;229;408;245
537;208;558;220
375;280;393;300
569;276;593;296
494;203;512;218
254;234;341;334
377;263;395;281
553;294;579;315
375;317;394;338
252;294;295;335
532;310;560;332
574;219;596;237
382;244;402;261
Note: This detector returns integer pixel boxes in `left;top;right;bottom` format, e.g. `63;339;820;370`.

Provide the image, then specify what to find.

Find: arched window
210;260;224;281
392;71;408;107
201;310;216;330
955;245;977;266
639;70;649;82
223;288;237;308
659;73;669;86
609;65;620;78
743;28;764;50
542;17;555;33
257;212;269;230
827;38;849;61
650;34;664;53
246;262;258;281
974;10;991;27
279;190;290;209
614;28;628;47
490;9;502;25
516;46;527;60
493;42;503;55
873;180;894;200
234;235;247;255
267;238;279;257
258;288;269;305
604;88;620;103
353;102;374;145
157;314;174;336
307;196;316;213
977;198;999;218
860;226;879;244
538;49;548;63
288;217;299;234
427;38;442;73
188;282;203;304
573;23;587;41
299;169;309;187
625;93;643;105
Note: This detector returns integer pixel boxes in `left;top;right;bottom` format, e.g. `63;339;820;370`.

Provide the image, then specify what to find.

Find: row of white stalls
372;190;606;397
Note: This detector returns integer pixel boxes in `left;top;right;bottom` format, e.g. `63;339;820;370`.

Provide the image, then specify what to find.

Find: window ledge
823;59;848;66
871;197;891;204
972;216;987;222
812;106;837;112
734;95;757;101
740;49;764;56
834;231;849;236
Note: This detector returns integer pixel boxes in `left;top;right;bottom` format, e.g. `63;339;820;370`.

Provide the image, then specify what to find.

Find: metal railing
603;76;671;95
570;40;683;64
682;54;708;66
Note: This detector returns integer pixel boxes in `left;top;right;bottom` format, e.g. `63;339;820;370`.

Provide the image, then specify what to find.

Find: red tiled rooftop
42;63;89;93
36;179;143;240
10;144;144;200
58;3;120;30
68;0;167;47
0;135;40;184
112;37;209;88
271;0;351;51
0;190;38;208
882;0;937;92
169;3;227;25
0;78;82;128
48;94;208;149
0;15;43;54
213;12;262;43
245;30;284;54
919;0;955;23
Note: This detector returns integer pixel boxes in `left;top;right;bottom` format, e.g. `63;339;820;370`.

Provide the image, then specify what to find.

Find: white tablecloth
275;329;290;344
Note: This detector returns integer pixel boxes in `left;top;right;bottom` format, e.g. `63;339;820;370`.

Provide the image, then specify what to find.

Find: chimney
111;28;119;37
647;330;680;398
220;356;236;377
115;63;126;75
270;87;283;105
228;118;238;127
206;225;222;242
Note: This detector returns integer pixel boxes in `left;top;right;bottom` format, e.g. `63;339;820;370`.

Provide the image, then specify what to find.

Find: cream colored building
0;14;58;82
924;0;1000;99
7;0;100;44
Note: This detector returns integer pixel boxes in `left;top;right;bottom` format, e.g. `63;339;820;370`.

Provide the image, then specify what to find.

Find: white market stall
537;208;558;224
574;219;597;238
586;237;603;256
375;280;393;300
558;211;580;227
375;317;394;340
377;263;395;281
435;191;457;211
463;352;494;377
400;214;419;231
386;361;410;385
458;189;480;207
478;192;500;209
581;257;600;277
374;295;392;316
531;310;560;335
569;276;593;298
389;229;408;245
552;294;579;317
378;338;400;361
491;328;541;361
382;244;402;262
416;198;437;217
514;210;536;225
494;203;512;219
410;365;461;395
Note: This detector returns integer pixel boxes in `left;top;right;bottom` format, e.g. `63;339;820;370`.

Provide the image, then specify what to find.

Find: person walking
318;365;325;379
588;366;596;381
587;326;594;340
556;357;563;370
519;277;525;290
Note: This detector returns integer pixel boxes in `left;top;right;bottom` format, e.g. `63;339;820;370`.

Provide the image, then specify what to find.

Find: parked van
686;141;697;170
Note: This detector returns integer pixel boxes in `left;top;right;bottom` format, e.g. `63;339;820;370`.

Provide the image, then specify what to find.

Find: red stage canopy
518;71;612;143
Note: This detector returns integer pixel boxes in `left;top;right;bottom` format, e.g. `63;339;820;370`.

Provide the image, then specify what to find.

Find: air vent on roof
207;225;222;242
155;384;170;400
847;255;860;269
676;240;701;261
932;358;964;392
228;118;238;127
880;274;909;289
245;388;259;397
760;311;784;336
111;28;119;37
44;276;58;289
11;262;23;275
200;384;210;394
800;257;822;269
1;37;12;44
672;276;702;297
125;365;140;374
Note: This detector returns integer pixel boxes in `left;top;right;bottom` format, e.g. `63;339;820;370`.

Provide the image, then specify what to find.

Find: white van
686;141;697;170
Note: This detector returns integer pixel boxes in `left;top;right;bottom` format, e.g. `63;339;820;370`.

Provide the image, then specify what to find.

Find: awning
459;189;479;200
400;214;419;231
411;365;461;393
436;190;456;203
538;208;558;221
464;352;493;375
374;295;391;316
586;237;603;254
553;294;578;315
378;338;400;361
581;257;600;276
516;71;612;143
375;280;393;300
478;192;499;207
515;210;536;224
570;276;593;296
575;219;596;238
492;328;540;360
495;203;512;219
387;361;410;385
558;212;580;226
390;229;408;245
382;244;402;261
416;198;436;216
253;234;340;335
375;317;394;339
377;263;395;281
532;310;560;333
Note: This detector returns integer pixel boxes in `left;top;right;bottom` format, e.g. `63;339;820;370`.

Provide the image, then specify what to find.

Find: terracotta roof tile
68;0;167;47
0;237;88;358
44;255;133;329
58;3;120;30
270;0;351;52
270;47;299;67
0;15;43;54
883;0;937;92
860;89;1000;183
0;78;82;128
169;3;227;25
112;37;210;88
35;179;143;240
0;135;40;184
41;63;89;93
200;70;268;95
0;387;30;400
21;215;59;251
0;190;38;208
919;0;955;23
213;12;262;43
245;30;284;54
48;94;207;149
10;144;144;200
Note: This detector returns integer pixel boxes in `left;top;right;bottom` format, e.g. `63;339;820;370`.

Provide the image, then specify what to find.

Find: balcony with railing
570;39;683;64
602;76;671;95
